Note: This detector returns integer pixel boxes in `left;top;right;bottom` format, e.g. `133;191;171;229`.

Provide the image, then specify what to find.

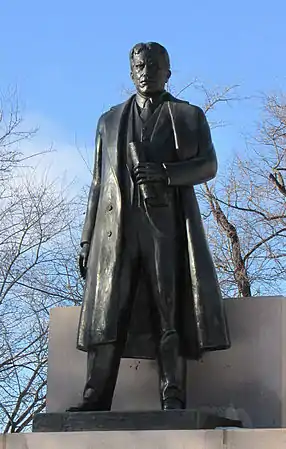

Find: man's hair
129;42;170;69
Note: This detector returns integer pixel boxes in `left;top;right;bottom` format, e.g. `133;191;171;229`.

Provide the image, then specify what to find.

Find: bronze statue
71;42;230;412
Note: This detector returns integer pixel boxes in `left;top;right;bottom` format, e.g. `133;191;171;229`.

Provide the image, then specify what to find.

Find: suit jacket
77;92;230;360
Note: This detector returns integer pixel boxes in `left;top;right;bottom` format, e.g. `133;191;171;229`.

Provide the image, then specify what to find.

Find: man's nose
142;65;148;76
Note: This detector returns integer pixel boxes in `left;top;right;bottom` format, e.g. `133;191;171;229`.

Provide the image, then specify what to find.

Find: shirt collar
135;90;168;109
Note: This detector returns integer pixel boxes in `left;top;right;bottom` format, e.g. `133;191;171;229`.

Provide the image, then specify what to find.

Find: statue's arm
163;107;217;187
80;120;103;246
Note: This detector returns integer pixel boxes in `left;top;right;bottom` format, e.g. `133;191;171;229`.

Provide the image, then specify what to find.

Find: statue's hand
134;162;167;184
79;243;90;279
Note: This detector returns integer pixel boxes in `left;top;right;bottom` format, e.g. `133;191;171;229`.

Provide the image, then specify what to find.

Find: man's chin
138;86;160;96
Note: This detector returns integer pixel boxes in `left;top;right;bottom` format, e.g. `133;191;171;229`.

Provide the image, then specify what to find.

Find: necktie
140;99;153;122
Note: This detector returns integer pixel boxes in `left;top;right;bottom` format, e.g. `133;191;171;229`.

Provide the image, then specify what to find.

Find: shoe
67;402;100;412
162;397;185;410
66;388;101;412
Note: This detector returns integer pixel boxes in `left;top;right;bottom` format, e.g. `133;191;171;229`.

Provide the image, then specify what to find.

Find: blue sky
1;0;285;183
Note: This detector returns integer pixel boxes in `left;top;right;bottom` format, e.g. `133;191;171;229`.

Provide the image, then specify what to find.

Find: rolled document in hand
129;141;158;204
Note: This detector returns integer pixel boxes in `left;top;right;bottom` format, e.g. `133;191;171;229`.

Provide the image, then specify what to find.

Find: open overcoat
77;93;230;360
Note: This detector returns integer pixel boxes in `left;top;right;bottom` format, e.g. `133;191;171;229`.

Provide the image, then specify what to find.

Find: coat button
107;231;112;237
107;204;113;211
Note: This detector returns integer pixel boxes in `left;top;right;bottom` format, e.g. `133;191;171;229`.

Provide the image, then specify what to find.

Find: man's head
129;42;171;97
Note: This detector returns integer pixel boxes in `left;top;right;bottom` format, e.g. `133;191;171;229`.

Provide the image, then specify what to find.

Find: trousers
84;202;186;410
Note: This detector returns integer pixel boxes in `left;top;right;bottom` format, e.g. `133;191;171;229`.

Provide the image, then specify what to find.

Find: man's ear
167;69;171;81
130;70;134;82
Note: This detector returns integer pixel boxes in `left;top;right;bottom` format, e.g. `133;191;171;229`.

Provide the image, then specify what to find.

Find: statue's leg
69;224;140;412
156;330;187;410
67;341;123;412
141;213;186;410
154;236;186;410
83;342;125;411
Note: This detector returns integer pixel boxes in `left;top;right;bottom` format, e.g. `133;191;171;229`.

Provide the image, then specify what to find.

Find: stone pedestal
3;429;286;449
32;410;242;432
47;296;286;428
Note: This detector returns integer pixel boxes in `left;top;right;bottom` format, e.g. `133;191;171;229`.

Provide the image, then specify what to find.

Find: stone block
0;430;224;449
47;297;286;428
225;429;286;448
4;429;286;448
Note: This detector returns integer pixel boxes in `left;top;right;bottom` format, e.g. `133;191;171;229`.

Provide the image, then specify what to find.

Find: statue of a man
72;42;230;412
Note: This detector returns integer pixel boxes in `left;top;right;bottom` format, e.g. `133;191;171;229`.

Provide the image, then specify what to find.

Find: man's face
130;51;171;96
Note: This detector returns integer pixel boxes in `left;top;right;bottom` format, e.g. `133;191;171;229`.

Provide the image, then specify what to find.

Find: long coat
77;93;230;360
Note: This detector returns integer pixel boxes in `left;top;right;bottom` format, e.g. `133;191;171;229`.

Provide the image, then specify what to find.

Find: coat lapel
103;93;181;185
105;96;134;176
150;101;172;145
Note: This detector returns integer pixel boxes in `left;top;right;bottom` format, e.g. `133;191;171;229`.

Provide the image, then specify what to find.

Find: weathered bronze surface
73;42;230;412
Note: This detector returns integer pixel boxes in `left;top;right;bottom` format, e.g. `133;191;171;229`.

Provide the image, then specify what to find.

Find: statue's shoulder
170;96;206;122
107;100;127;114
106;96;134;116
167;93;202;115
97;102;123;121
95;99;129;134
167;93;189;105
98;98;133;126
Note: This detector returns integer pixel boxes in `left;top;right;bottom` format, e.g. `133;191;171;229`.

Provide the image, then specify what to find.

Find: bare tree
0;90;83;432
0;87;38;178
0;171;85;431
198;91;286;297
